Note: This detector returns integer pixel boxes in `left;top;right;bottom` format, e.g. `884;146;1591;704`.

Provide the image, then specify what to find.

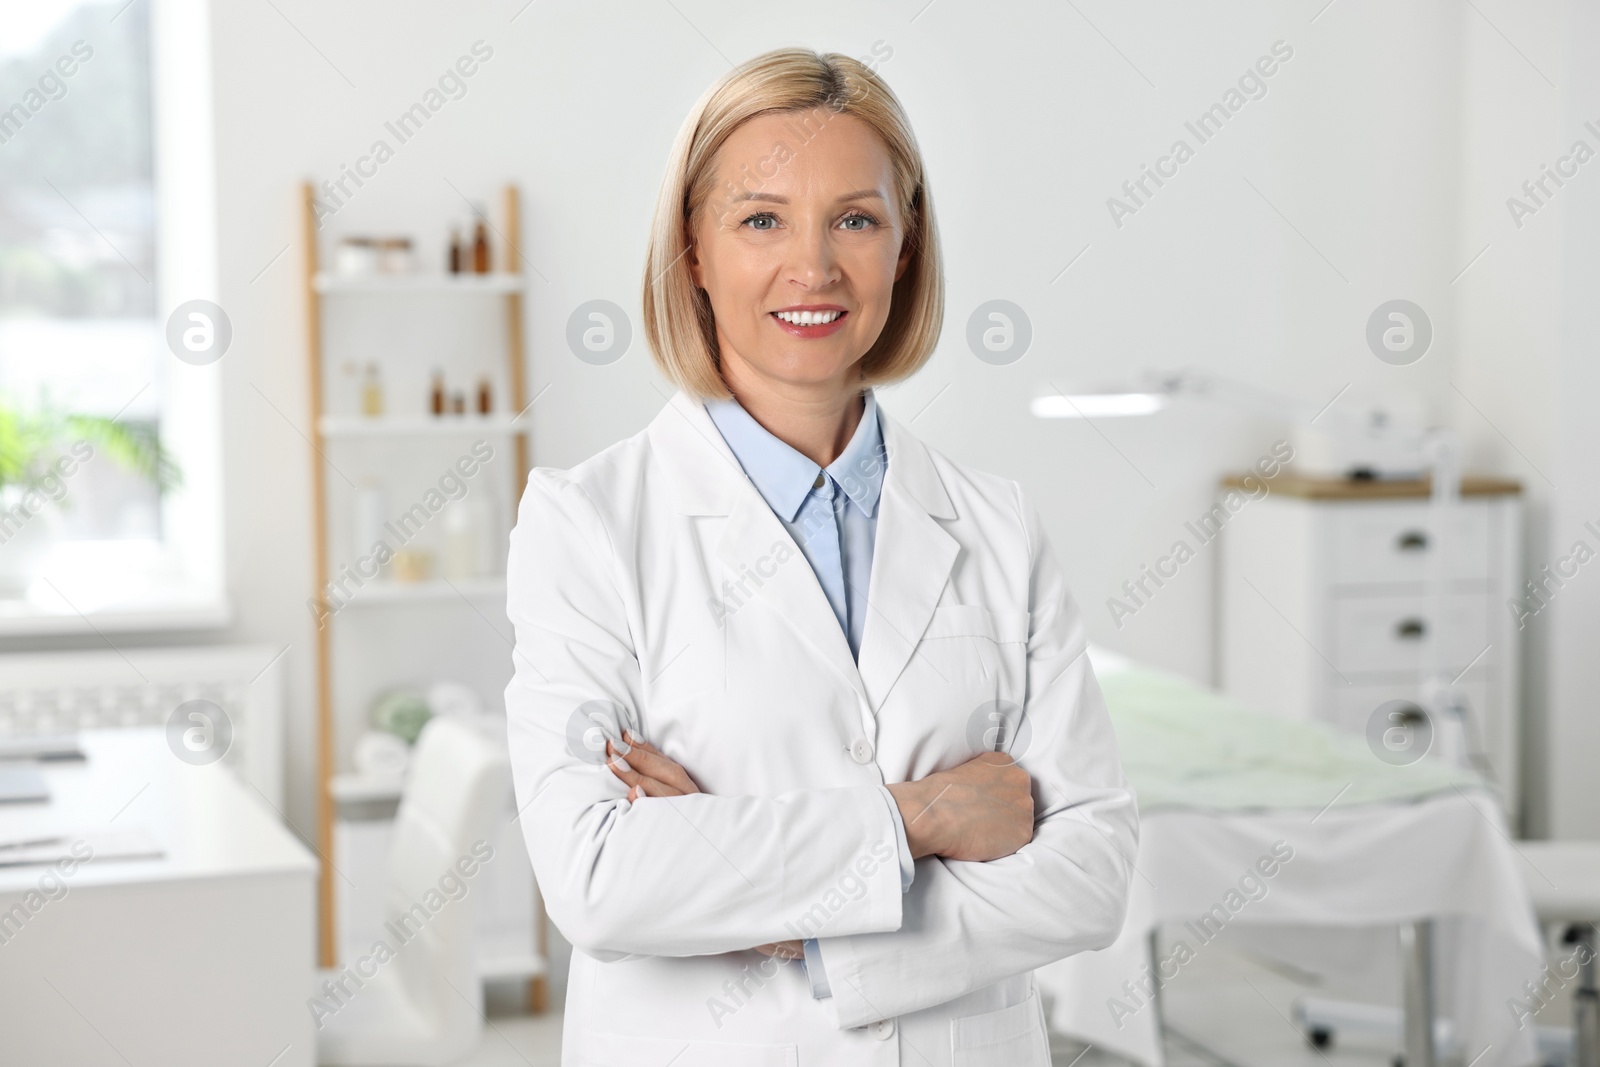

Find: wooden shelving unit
311;272;527;294
317;414;529;439
299;181;547;1012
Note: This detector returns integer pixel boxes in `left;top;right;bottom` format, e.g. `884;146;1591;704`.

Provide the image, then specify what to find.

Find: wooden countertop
1220;471;1522;499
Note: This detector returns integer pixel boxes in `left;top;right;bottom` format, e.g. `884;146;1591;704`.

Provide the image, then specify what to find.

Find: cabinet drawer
1329;502;1492;587
1330;592;1491;675
1328;677;1491;741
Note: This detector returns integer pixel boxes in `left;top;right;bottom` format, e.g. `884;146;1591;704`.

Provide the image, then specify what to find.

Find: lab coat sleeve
804;786;914;998
504;470;905;961
811;483;1140;1028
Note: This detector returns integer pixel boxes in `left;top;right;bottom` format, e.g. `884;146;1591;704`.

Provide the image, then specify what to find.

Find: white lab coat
504;389;1138;1067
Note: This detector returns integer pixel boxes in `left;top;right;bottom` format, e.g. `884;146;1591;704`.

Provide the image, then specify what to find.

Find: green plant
0;398;181;493
371;689;432;745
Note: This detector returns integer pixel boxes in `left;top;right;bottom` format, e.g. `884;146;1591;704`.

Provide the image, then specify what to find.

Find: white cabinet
1218;474;1523;821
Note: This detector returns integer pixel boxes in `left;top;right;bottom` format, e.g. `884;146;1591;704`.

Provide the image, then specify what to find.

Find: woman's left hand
605;730;703;800
754;940;805;959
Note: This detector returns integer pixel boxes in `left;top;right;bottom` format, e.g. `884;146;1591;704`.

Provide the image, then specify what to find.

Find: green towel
1098;663;1491;813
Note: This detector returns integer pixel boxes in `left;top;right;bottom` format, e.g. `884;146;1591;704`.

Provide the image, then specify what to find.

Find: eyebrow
727;189;886;205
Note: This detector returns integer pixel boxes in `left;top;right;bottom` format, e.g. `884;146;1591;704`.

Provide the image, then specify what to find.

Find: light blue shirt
703;388;913;1000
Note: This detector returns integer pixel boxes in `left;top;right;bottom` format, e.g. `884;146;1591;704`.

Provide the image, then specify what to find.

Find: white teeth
774;309;842;325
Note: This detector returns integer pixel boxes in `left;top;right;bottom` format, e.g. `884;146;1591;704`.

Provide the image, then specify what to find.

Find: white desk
0;728;316;1066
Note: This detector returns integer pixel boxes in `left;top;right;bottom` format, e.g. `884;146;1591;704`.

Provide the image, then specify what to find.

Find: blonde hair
641;47;943;399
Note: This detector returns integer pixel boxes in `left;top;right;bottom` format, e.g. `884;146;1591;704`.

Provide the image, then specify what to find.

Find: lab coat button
850;738;874;764
870;1019;895;1039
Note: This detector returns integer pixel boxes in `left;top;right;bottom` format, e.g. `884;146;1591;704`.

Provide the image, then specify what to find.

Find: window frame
0;0;228;636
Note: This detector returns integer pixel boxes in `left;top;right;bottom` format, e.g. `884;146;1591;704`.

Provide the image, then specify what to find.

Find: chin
763;359;860;390
754;345;860;383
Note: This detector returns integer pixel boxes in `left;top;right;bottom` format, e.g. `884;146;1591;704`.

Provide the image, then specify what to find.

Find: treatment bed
1034;646;1547;1067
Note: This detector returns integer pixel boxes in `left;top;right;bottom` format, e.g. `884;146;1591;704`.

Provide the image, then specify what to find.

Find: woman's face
687;108;913;396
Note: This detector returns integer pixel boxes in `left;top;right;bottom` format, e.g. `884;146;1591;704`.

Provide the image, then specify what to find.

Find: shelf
340;577;507;607
302;181;537;973
313;272;525;294
319;415;528;439
329;772;405;804
479;952;549;982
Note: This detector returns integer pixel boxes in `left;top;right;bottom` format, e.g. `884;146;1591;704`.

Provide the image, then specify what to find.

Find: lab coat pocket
918;604;1031;712
949;987;1052;1067
579;1029;798;1067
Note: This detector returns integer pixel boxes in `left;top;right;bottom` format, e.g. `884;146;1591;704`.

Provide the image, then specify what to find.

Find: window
0;0;224;631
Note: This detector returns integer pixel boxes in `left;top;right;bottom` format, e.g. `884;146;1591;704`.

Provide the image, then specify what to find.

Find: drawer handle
1395;618;1427;640
1396;530;1429;551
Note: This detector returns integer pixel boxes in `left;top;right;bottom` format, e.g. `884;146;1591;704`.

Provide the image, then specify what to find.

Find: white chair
1518;841;1600;1067
316;717;511;1066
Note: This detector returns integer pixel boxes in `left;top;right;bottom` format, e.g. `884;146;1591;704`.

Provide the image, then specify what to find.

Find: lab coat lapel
855;408;960;713
649;391;867;704
716;488;867;704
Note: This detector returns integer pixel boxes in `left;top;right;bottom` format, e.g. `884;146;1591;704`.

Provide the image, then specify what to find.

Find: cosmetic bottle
353;481;389;579
430;368;445;416
361;363;384;417
476;377;492;415
448;227;463;274
451;391;466;415
471;217;490;274
442;503;477;581
340;360;359;410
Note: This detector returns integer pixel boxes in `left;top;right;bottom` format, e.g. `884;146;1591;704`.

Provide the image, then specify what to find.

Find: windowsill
0;591;232;636
0;541;229;636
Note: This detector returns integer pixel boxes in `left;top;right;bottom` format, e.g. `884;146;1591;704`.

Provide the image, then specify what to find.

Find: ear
893;234;914;283
685;232;704;289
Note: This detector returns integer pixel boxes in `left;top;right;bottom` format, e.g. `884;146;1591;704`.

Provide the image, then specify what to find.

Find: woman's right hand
886;752;1034;863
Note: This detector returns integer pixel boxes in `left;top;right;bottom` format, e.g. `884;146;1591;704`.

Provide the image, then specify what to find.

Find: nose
786;217;841;291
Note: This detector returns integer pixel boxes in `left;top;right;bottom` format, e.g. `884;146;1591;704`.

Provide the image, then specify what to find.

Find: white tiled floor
452;942;1440;1067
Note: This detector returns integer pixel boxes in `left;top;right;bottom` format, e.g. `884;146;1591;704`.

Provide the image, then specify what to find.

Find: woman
505;47;1137;1067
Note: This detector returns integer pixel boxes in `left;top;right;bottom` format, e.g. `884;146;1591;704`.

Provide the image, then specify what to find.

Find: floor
1050;941;1403;1067
450;940;1435;1067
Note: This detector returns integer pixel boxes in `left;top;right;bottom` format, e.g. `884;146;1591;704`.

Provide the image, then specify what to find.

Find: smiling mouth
772;309;845;325
769;309;849;337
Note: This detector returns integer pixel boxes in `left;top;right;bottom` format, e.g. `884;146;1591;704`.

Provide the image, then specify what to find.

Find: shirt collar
703;389;886;524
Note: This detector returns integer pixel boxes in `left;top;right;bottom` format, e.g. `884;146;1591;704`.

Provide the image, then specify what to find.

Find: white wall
1453;0;1568;836
180;0;1592;923
1548;0;1600;840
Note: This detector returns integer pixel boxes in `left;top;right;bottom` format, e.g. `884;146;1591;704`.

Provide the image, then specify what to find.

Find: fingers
606;736;689;800
607;732;701;795
610;761;676;800
625;777;668;801
754;940;805;959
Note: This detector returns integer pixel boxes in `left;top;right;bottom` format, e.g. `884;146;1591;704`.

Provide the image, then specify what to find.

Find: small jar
377;237;414;274
334;237;379;276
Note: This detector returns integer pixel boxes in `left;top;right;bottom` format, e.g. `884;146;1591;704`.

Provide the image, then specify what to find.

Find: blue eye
740;211;880;231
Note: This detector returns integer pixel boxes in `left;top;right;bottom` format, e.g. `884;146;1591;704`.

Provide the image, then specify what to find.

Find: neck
719;358;865;469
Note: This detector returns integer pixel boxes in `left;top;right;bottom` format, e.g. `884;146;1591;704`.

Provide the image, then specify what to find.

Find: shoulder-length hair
641;47;943;399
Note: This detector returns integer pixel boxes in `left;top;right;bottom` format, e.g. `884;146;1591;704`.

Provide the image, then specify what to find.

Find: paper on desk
0;734;85;761
0;826;163;867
